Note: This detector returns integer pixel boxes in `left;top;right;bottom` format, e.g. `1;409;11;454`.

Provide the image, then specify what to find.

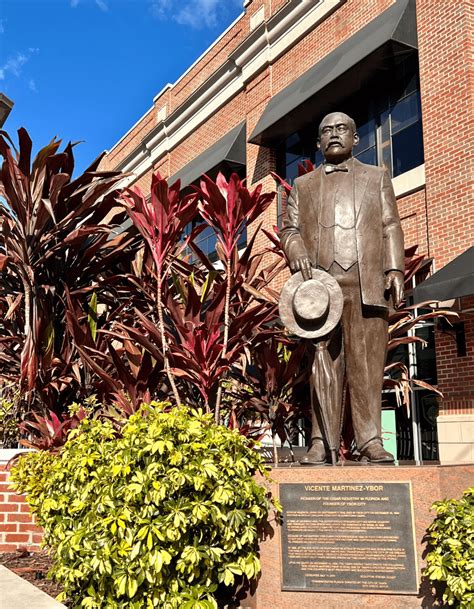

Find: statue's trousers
310;262;389;451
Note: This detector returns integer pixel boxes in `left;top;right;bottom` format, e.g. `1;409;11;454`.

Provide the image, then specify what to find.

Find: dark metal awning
249;0;417;147
413;247;474;304
168;121;246;189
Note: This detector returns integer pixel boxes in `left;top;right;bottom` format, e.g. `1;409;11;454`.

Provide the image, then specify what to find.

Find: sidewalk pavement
0;565;66;608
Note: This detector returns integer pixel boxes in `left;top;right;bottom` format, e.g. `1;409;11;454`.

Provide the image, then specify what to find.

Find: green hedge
424;487;474;608
11;403;280;608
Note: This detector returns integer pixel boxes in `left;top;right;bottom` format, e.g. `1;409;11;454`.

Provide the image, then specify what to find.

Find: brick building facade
102;0;474;464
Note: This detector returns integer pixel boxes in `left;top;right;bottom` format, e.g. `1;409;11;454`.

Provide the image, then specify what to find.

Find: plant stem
23;281;31;339
272;435;279;468
214;256;231;424
21;279;35;404
156;269;181;406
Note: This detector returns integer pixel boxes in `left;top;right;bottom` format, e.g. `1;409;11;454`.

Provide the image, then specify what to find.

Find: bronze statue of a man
280;112;405;464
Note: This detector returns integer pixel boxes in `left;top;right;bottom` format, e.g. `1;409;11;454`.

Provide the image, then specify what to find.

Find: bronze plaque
280;482;418;594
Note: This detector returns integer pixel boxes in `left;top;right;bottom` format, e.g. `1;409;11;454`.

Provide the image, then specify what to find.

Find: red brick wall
435;296;474;415
154;157;170;182
105;109;155;171
0;465;42;552
170;94;246;176
416;0;474;416
103;0;402;203
417;0;474;269
398;188;429;256
245;66;282;290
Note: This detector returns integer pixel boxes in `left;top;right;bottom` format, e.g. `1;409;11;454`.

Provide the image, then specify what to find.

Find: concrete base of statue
238;463;473;609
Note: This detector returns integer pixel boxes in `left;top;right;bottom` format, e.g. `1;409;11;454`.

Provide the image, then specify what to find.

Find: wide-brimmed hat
279;269;343;339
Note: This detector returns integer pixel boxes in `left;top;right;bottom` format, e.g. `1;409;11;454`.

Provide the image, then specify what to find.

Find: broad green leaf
127;576;138;598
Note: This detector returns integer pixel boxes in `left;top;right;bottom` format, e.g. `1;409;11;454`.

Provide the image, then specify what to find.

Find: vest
319;164;358;271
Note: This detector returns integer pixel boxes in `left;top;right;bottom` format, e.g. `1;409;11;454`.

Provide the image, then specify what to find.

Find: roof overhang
168;121;246;189
249;0;418;147
0;93;14;128
413;247;474;304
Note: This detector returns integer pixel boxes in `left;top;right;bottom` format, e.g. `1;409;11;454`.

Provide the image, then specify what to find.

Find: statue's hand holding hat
279;269;343;339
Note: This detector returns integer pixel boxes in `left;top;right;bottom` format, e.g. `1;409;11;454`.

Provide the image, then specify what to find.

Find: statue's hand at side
290;254;312;281
384;270;405;308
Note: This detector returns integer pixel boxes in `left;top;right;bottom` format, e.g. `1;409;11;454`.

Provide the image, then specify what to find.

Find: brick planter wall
0;463;43;552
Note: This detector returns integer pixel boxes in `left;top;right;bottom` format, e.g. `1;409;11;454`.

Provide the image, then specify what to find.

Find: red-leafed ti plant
120;173;199;406
196;173;275;422
0;128;133;438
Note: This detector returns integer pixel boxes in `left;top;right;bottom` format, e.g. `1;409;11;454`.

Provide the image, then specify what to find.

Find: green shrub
424;487;474;608
0;388;20;447
10;402;279;609
10;449;56;505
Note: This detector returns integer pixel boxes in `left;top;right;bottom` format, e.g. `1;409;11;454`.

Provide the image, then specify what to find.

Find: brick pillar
416;0;474;463
245;68;279;264
417;0;474;267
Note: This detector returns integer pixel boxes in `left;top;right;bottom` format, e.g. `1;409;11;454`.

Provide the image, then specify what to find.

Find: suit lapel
353;158;370;219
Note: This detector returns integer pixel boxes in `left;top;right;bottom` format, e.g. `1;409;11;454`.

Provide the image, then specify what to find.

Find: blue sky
0;0;243;174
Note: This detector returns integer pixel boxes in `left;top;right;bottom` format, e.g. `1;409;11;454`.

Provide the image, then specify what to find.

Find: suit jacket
280;158;404;309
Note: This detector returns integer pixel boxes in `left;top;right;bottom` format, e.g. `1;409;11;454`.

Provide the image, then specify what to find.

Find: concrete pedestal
239;463;473;609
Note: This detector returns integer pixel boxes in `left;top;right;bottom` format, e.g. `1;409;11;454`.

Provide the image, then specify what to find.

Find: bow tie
324;163;349;173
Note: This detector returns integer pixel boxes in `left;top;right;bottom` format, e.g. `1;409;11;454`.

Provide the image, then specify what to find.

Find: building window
353;116;377;167
183;216;247;263
390;90;423;176
183;218;218;261
280;55;424;182
181;164;247;261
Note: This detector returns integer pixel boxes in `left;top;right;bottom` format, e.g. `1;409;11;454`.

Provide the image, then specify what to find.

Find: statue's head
317;112;359;163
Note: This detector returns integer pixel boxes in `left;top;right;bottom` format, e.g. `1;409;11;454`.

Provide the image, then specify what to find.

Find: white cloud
0;53;28;80
176;0;220;28
95;0;109;11
150;0;171;19
0;48;39;81
70;0;108;10
28;79;38;93
150;0;241;29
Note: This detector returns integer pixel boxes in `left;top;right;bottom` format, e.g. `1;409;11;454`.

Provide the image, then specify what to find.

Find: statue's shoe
359;442;394;463
300;442;328;465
